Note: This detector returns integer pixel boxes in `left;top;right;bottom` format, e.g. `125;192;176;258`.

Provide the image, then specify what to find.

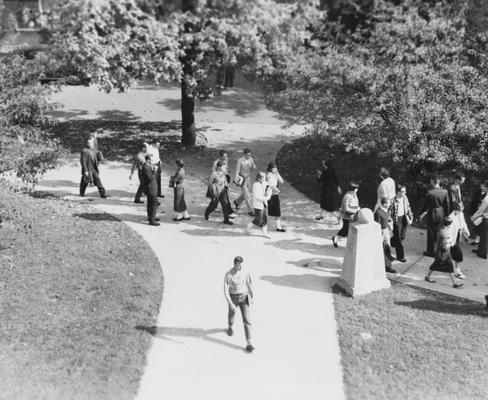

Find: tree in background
266;0;488;180
45;0;320;146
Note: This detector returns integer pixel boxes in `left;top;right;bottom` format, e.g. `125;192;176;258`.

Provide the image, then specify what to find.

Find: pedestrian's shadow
135;325;245;351
287;257;342;273
260;274;335;293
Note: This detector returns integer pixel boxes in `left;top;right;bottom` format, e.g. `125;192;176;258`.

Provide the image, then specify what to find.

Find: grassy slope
0;191;163;400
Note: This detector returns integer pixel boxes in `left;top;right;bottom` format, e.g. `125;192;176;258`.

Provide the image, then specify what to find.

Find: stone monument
334;208;391;297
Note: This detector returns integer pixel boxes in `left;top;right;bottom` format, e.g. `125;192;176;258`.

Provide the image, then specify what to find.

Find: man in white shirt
374;167;395;212
145;141;164;198
234;148;257;216
224;256;254;352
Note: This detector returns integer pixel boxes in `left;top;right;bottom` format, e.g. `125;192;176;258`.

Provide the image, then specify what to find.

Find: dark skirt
173;185;187;212
252;208;268;227
429;257;454;273
450;244;463;262
268;194;281;217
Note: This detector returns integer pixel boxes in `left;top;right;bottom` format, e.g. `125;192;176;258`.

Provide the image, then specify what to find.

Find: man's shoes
183;217;191;221
157;202;161;206
453;283;463;289
276;228;286;232
173;217;183;222
332;236;338;248
204;213;209;221
155;218;161;222
245;344;254;353
422;251;434;257
229;213;237;219
233;201;240;210
397;258;407;263
315;216;324;222
223;220;234;225
149;221;160;226
226;327;233;336
134;200;144;204
479;254;488;259
101;195;110;199
472;249;479;254
425;276;436;283
385;267;397;273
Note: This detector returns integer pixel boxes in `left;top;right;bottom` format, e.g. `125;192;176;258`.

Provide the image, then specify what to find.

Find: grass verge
333;283;488;400
0;189;163;400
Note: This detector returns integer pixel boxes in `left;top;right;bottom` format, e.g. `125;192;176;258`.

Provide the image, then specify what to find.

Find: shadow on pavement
260;274;334;293
135;325;244;351
395;299;488;317
286;257;342;273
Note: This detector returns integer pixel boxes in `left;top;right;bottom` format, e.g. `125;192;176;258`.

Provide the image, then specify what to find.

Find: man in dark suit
419;175;450;257
374;196;396;273
141;154;160;226
80;139;108;198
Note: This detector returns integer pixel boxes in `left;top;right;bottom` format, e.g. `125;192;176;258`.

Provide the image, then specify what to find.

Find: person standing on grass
205;161;234;225
419;175;450;257
374;197;396;273
266;162;286;232
315;160;342;224
141;153;160;226
234;148;257;216
468;181;487;246
171;159;190;222
332;182;360;247
247;172;273;238
471;180;488;260
389;185;413;263
374;167;395;212
424;215;463;288
79;139;109;199
224;256;254;353
129;143;147;204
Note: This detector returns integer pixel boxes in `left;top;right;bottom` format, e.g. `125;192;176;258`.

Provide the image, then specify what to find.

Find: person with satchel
332;182;360;247
204;161;234;225
266;162;286;232
171;159;190;222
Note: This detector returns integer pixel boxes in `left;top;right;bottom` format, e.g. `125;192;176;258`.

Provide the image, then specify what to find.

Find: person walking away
419;175;450;257
205;161;234;225
468;180;487;246
234;148;257;216
224;256;254;352
129;143;147;203
171;159;190;222
389;185;413;263
247;172;273;238
424;216;463;288
141;154;160;226
374;197;396;273
332;182;360;247
374;167;395;212
266;162;286;232
471;180;488;259
315;160;342;223
79;138;108;198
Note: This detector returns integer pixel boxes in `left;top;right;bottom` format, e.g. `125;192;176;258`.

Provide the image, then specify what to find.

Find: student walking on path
79;138;108;199
171;159;190;222
234;148;257;216
389;185;413;263
224;256;254;353
141;154;160;226
247;172;273;238
332;182;360;247
129;143;147;204
212;150;235;217
266;162;286;232
315;160;341;223
205;161;234;225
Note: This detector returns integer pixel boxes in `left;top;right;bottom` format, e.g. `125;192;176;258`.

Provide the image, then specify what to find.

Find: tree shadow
263;238;340;255
395;298;488;317
48;109;89;120
260;274;335;293
286;257;342;273
96;109;139;121
73;212;120;222
135;325;245;351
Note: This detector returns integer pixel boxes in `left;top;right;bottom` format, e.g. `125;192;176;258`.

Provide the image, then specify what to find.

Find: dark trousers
478;218;488;258
337;219;350;237
426;217;442;256
391;216;407;260
135;170;144;202
146;194;158;223
80;171;106;197
224;68;235;88
156;163;162;197
228;293;251;341
205;191;231;221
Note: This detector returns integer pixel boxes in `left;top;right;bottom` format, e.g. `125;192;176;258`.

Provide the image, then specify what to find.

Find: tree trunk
181;80;196;146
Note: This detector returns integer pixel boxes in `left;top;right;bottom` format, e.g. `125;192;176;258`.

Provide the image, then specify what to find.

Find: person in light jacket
332;182;360;247
247;171;272;238
374;167;395;212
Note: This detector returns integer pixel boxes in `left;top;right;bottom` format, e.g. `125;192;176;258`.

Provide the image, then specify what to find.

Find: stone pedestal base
334;214;390;297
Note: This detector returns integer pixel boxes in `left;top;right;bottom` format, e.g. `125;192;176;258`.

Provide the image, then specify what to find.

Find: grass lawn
333;283;488;400
0;189;163;400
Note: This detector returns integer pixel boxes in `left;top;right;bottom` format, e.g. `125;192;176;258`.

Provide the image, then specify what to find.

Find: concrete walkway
38;83;346;399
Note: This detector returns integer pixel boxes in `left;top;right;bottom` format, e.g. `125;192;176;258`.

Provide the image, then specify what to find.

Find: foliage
267;0;488;178
0;0;18;41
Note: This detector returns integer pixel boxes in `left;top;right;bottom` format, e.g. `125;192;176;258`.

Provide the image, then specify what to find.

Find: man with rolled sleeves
419;175;450;257
141;154;160;226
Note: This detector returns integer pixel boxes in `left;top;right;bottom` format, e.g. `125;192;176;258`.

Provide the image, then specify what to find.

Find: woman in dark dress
172;159;190;222
316;160;342;223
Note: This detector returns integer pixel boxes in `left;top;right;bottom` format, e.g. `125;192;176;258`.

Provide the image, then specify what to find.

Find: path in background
39;82;346;400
